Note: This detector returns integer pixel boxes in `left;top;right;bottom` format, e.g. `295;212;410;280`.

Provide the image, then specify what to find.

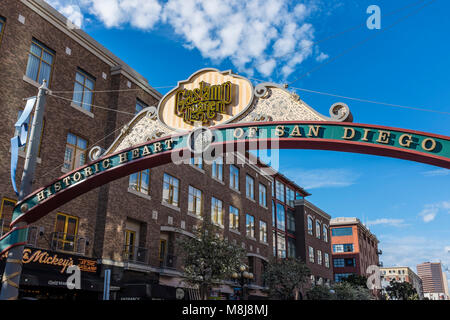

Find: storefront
0;247;102;300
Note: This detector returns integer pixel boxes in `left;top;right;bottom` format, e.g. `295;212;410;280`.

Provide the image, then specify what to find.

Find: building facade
0;0;277;300
330;217;381;283
380;266;424;299
416;262;449;300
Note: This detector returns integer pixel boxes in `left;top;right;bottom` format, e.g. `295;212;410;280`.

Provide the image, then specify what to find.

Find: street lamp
232;265;254;300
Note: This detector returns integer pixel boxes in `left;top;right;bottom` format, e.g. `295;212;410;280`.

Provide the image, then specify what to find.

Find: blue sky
47;0;450;285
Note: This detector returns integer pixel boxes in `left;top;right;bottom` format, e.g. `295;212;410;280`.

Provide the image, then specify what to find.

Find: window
316;220;321;239
124;229;136;260
276;180;285;202
272;200;275;227
229;206;239;230
188;186;203;216
72;70;95;112
323;225;328;242
331;227;353;236
246;214;255;238
211;157;223;181
135;99;148;113
334;258;356;268
272;230;276;256
333;244;354;253
0;198;16;236
334;258;345;268
317;250;322;265
286;187;295;207
53;213;78;252
259;220;267;243
25;39;55;85
277;232;286;258
335;273;353;283
286;209;295;233
246;175;254;200
308;246;314;263
190;155;203;169
307;216;313;235
159;239;167;262
287;238;296;258
324;253;330;268
64;133;87;170
0;17;5;46
229;165;239;190
259;183;267;207
276;203;285;231
162;173;179;207
211;197;224;226
129;169;150;194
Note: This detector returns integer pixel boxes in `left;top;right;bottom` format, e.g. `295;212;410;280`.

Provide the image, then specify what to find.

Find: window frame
72;69;96;112
53;212;79;252
162;173;180;207
211;157;223;181
229;165;239;190
0;16;6;47
211;197;224;226
129;169;150;194
259;220;267;243
188;185;203;216
64;132;88;171
26;38;55;85
308;246;314;263
229;205;239;231
245;174;255;200
315;220;321;239
246;214;255;238
259;183;267;207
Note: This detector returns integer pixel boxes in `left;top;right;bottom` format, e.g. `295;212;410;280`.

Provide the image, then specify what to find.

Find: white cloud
284;168;359;190
366;218;406;227
422;168;450;177
419;201;450;223
46;0;84;27
45;0;321;79
379;235;450;276
316;52;329;62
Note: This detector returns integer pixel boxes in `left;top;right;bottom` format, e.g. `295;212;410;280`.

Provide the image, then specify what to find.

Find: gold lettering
102;159;111;169
342;127;356;140
164;139;174;150
399;134;413;147
307;125;321;137
234;128;244;139
131;148;140;159
290;125;302;137
37;190;46;202
421;138;437;152
119;152;128;164
376;130;391;144
93;162;100;173
247;127;259;138
153;142;162;153
142;146;151;156
54;182;62;192
361;128;371;142
63;177;71;187
73;172;82;182
275;126;285;137
83;166;93;178
45;188;53;197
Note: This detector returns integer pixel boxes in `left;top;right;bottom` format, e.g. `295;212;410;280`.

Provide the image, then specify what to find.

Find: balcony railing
123;245;148;264
0;220;39;247
50;232;88;255
160;254;177;269
377;249;383;255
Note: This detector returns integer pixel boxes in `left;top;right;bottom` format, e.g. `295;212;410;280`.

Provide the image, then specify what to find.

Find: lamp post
232;265;254;300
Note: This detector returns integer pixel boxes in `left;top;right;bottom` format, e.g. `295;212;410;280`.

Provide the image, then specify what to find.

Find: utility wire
290;86;450;115
50;86;174;94
48;93;136;116
287;0;437;86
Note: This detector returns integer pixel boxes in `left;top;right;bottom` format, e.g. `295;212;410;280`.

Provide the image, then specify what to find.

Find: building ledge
127;187;152;200
70;102;95;118
161;201;181;212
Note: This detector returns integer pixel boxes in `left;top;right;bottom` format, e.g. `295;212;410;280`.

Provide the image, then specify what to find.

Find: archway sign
1;68;449;253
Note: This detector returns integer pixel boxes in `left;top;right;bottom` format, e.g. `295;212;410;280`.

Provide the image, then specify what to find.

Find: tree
331;282;373;300
306;285;334;300
262;257;310;300
340;274;368;287
177;221;246;300
385;279;417;300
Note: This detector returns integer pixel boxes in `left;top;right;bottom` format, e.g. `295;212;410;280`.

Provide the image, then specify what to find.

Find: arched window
323;225;328;242
316;220;321;239
307;216;313;235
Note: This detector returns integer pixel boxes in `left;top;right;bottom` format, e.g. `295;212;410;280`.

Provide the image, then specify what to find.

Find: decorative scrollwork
88;146;105;161
249;112;273;122
329;102;353;122
145;130;165;141
254;84;270;98
146;106;158;121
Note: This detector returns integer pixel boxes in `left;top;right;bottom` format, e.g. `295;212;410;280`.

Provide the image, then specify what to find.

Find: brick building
416;262;449;300
330;217;381;283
